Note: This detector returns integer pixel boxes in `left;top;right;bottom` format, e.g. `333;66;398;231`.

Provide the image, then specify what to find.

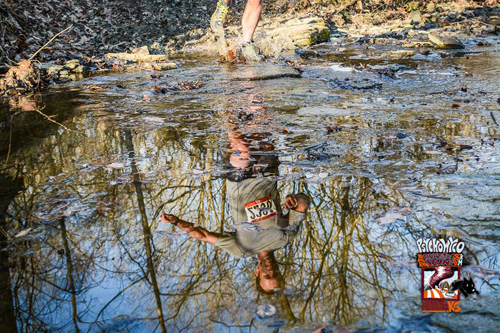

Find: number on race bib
244;196;278;223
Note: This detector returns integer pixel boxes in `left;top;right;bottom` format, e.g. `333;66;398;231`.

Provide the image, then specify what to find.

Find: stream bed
1;40;500;332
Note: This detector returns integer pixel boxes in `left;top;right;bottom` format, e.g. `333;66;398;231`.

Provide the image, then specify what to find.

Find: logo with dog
416;237;479;312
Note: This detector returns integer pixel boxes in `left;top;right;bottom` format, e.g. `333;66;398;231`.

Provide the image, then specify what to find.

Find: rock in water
409;10;422;24
428;34;465;49
229;64;300;81
254;16;330;58
256;304;276;319
64;59;80;70
105;46;170;63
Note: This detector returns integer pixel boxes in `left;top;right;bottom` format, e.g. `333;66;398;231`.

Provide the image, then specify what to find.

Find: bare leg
241;0;262;43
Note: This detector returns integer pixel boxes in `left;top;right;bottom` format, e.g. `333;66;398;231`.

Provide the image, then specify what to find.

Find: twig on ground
490;112;499;127
4;121;12;164
28;25;73;61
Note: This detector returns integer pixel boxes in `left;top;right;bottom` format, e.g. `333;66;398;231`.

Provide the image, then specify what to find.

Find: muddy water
1;43;499;332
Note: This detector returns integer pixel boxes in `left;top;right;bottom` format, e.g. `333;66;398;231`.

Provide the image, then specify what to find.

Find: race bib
244;196;278;223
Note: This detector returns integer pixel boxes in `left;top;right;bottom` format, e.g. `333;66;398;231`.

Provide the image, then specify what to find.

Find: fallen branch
491;111;499;127
28;25;73;61
31;106;84;135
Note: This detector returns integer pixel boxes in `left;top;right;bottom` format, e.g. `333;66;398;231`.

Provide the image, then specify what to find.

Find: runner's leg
242;0;262;43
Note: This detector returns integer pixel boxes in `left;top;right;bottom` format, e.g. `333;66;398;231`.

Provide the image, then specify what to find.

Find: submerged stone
298;106;356;117
229;64;300;81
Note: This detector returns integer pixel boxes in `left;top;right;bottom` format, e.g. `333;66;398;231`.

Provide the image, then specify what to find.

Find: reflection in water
161;129;310;297
0;51;499;332
0;173;22;332
0;111;404;331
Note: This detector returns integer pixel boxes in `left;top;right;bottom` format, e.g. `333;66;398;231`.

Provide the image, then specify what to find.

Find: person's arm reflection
160;213;221;244
160;131;311;294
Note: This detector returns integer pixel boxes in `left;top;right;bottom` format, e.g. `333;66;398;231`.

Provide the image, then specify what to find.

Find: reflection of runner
161;132;310;293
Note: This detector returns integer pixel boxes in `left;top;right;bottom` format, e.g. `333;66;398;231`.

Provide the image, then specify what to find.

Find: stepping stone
229;64;300;81
429;34;465;49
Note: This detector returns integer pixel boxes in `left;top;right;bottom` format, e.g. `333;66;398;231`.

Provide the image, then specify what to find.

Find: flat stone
297;106;356;117
105;46;169;63
37;63;61;72
229;64;300;81
47;65;63;74
64;60;80;70
105;53;169;63
409;10;422;24
390;49;416;58
429;34;465;49
141;62;178;70
65;59;80;65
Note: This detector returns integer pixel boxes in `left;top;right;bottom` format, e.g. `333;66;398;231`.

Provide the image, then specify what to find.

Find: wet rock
64;59;80;70
297;49;319;59
328;78;382;90
37;63;62;75
429;34;465;49
390;49;416;59
256;304;276;318
254;16;330;58
229;64;300;81
141;62;178;70
408;10;422;25
46;66;59;74
73;66;85;73
105;46;170;63
298;106;355;117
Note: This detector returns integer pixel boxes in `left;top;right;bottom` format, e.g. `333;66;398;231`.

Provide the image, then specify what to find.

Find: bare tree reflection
1;113;434;331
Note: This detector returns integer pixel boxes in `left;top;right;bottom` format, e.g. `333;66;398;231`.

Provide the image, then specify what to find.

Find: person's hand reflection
160;213;179;224
285;194;310;213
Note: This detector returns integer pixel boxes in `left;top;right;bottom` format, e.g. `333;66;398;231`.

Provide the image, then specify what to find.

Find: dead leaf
86;85;108;91
15;228;32;238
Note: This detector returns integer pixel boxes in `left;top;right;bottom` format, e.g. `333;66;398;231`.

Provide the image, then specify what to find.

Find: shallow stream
1;41;499;332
